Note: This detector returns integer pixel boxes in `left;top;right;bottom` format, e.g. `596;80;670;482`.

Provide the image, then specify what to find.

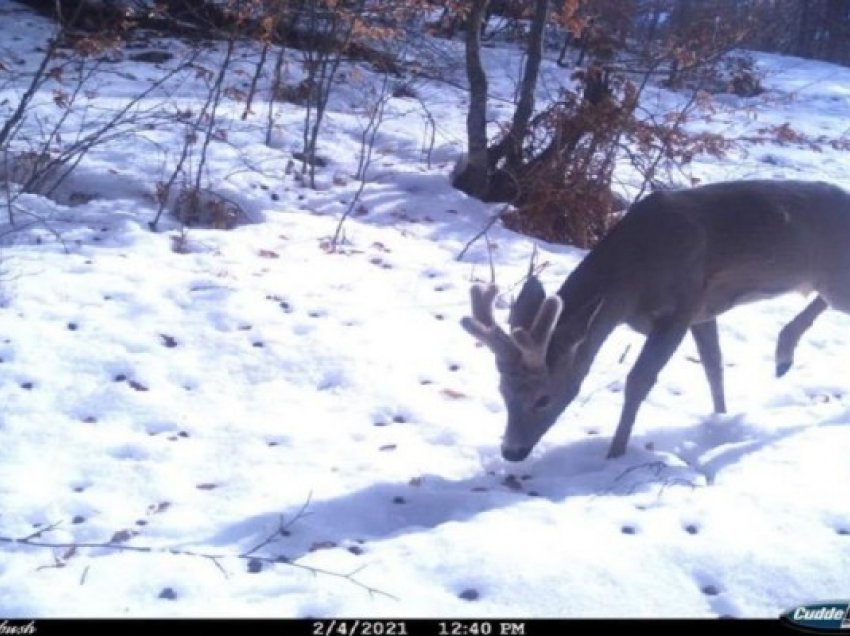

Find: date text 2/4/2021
312;621;410;636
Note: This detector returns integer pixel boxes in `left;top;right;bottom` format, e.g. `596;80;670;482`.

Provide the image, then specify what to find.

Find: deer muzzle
501;443;532;462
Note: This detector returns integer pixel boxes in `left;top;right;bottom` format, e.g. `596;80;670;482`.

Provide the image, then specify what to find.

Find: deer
462;179;850;462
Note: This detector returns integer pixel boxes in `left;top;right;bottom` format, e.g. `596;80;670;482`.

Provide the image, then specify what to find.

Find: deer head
462;276;604;461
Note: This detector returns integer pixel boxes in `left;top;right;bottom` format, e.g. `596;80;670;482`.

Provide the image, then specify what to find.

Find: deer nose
501;444;531;462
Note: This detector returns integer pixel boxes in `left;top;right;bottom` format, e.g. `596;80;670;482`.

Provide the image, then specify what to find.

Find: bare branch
0;507;395;600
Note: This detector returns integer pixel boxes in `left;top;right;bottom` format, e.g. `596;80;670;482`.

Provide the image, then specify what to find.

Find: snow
0;5;849;619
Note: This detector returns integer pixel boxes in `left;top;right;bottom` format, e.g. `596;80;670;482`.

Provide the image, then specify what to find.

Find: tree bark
825;0;847;62
495;0;549;172
453;0;491;198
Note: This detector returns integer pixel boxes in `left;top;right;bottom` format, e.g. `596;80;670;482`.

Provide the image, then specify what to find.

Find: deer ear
578;296;605;332
509;275;546;330
573;296;605;348
550;296;605;359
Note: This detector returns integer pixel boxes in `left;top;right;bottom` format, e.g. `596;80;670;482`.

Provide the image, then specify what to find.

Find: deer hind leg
690;319;726;414
776;295;827;377
608;316;691;459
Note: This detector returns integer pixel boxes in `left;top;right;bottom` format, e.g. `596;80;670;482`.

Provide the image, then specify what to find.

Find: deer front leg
691;319;726;414
608;317;691;459
776;295;827;377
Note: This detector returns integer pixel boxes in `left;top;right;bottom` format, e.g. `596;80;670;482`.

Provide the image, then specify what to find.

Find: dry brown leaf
441;388;467;400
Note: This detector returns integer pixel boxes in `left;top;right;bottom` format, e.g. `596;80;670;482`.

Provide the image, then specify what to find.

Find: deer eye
533;395;551;410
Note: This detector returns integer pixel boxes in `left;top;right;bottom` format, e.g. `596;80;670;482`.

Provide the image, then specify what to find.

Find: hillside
0;3;849;618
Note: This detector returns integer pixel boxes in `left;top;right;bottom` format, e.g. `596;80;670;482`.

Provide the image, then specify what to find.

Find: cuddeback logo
781;601;850;633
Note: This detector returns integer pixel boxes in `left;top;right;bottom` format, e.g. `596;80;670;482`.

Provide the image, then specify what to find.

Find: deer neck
554;262;630;372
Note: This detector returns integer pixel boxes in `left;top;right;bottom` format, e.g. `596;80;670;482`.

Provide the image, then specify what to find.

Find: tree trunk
797;0;811;57
497;0;549;172
453;0;491;198
455;0;548;202
557;30;572;67
825;0;847;62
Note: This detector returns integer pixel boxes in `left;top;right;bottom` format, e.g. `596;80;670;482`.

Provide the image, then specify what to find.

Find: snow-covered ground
0;5;848;618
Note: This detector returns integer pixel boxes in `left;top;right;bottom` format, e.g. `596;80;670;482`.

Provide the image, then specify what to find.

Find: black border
0;618;797;636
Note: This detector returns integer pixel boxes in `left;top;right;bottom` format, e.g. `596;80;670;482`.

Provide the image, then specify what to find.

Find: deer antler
511;295;563;368
461;284;518;361
461;283;563;369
